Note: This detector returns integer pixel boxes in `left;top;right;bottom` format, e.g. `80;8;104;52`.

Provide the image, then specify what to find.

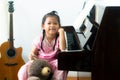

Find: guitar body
0;41;25;80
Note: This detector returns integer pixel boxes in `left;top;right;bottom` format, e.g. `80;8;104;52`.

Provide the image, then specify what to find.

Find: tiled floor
67;77;91;80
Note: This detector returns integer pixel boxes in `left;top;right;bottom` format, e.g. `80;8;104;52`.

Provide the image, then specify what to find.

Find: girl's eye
48;23;51;25
54;23;57;25
47;22;58;25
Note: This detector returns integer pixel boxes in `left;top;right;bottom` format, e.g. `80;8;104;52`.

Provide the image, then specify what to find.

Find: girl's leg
49;59;68;80
53;70;68;80
18;61;32;80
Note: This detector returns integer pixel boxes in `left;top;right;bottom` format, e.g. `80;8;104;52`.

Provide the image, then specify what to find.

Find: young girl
18;11;68;80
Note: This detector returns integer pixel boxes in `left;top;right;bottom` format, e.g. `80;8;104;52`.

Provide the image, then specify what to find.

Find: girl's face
42;16;60;37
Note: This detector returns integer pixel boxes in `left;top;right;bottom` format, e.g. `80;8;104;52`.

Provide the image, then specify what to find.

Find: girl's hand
58;28;64;34
29;53;37;60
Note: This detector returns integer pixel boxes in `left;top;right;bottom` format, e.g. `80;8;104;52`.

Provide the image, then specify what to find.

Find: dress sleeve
32;35;42;50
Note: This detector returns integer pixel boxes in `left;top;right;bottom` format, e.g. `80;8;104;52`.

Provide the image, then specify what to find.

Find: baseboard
67;77;91;80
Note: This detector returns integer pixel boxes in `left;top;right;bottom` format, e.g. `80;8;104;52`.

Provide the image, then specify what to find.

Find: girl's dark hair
42;10;61;26
40;11;60;51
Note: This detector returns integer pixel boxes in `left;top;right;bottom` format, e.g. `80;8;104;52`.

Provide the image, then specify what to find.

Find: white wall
0;0;9;44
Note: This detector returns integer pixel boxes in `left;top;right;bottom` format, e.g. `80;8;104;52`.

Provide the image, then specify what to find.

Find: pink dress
18;35;68;80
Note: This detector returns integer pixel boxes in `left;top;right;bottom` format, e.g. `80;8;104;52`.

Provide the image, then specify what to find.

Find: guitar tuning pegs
8;1;14;13
8;1;14;5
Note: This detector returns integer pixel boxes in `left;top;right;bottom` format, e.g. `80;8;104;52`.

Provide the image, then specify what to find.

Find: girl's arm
29;45;38;60
58;28;66;50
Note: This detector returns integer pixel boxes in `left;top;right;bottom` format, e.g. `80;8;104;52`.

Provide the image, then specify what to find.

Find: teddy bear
27;57;53;80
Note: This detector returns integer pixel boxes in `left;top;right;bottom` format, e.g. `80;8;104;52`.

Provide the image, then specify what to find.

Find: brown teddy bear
27;58;53;80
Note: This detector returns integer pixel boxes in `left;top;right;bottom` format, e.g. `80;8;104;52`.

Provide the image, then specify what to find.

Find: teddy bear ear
27;76;40;80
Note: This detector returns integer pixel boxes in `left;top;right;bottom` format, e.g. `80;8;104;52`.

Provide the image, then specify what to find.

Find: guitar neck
9;13;14;48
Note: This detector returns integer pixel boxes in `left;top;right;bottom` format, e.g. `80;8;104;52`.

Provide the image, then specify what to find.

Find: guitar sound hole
7;49;16;57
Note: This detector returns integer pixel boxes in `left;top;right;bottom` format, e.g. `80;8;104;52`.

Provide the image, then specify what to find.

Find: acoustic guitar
0;1;25;80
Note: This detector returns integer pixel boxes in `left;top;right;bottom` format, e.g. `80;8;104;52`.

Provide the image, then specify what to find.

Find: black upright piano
58;6;120;80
